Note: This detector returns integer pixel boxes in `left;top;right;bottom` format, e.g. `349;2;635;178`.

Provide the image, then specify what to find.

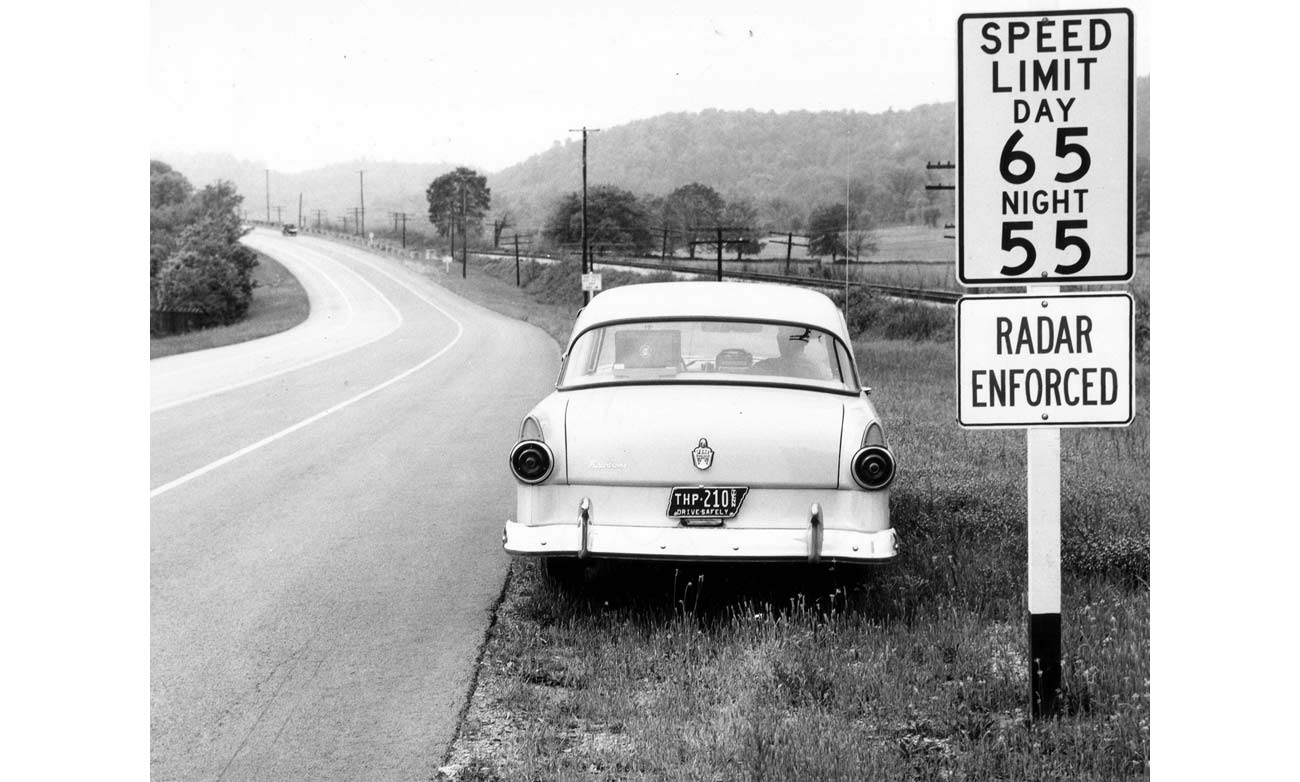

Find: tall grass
438;335;1149;781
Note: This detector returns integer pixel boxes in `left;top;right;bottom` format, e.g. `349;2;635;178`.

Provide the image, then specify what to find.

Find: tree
151;160;193;210
846;226;878;262
542;185;653;255
490;211;513;247
721;198;765;258
425;167;491;237
807;203;848;261
1135;158;1150;236
881;164;923;223
150;164;259;326
758;196;803;232
664;183;724;258
153;214;258;321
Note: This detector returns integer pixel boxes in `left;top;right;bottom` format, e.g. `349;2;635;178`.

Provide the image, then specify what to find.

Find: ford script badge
692;438;714;470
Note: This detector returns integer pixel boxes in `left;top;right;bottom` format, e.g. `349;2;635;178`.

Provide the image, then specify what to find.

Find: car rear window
560;319;859;394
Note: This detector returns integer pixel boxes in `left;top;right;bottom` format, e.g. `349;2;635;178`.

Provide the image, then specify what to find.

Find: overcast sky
151;0;1150;173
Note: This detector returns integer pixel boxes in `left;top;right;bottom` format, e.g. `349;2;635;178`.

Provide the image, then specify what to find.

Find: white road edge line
150;244;403;413
150;247;465;499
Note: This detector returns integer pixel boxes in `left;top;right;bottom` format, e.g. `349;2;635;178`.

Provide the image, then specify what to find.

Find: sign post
957;8;1134;719
1027;410;1062;715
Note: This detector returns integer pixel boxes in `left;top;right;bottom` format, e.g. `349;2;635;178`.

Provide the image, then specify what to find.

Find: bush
836;290;954;342
150;171;259;328
480;257;675;307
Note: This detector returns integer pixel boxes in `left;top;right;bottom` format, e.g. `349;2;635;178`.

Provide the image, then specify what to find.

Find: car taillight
510;440;554;484
850;445;895;490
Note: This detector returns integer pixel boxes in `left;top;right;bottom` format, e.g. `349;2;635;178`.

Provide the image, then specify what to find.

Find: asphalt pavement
151;229;559;781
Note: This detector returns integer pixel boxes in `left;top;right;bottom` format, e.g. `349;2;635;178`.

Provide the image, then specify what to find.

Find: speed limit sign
958;9;1133;285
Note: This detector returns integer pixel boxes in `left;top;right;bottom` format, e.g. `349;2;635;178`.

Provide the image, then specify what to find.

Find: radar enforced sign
958;9;1133;285
957;292;1133;427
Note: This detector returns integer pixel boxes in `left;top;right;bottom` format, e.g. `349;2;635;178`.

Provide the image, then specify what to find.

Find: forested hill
494;104;953;230
495;76;1149;230
160;76;1147;234
159;152;453;229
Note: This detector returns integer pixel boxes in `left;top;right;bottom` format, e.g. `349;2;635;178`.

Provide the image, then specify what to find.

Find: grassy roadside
435;341;1149;781
149;250;310;359
398;256;580;349
340;235;1151;779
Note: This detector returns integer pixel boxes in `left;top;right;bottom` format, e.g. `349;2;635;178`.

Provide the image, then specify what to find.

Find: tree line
424;168;893;263
150;161;259;329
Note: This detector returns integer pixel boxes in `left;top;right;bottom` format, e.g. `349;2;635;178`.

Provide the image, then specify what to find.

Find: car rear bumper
504;485;896;563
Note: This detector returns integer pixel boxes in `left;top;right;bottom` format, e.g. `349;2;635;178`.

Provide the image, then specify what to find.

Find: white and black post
1027;422;1062;717
1026;280;1063;719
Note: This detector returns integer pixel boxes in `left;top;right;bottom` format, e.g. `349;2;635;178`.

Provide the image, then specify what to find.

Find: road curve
151;229;560;781
151;232;403;413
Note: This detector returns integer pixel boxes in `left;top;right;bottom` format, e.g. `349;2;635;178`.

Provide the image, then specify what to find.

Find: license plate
667;486;749;523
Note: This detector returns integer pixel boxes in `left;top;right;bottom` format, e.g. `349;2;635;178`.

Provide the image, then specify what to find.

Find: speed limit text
980;17;1112;124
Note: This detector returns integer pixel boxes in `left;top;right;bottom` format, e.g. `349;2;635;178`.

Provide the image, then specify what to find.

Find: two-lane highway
151;229;559;781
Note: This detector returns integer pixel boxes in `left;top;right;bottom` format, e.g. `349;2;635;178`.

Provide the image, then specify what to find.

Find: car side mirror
861;386;872;395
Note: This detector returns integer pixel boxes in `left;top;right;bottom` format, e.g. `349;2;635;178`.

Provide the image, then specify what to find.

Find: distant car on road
281;223;299;236
504;282;897;576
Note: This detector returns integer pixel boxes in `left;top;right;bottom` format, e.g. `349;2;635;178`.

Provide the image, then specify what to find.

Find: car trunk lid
564;385;844;488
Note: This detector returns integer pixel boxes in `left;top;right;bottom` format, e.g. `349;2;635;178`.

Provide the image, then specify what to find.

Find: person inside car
748;325;830;380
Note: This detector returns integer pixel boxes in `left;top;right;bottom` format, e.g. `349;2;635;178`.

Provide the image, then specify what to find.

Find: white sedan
504;282;897;568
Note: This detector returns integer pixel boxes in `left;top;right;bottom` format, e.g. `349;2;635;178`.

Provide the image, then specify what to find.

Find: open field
149;250;310;359
305;232;1150;780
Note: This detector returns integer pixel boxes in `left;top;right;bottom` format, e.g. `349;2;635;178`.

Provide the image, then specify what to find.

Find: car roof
568;282;849;349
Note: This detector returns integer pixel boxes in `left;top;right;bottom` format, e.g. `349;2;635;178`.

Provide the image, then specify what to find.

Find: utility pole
264;169;270;223
661;226;669;263
271;205;284;224
924;162;957;191
569;126;600;303
460;180;468;279
298;193;303;228
687;228;743;280
391;212;409;248
313;209;327;231
845;128;851;319
716;226;724;281
926;161;958;238
767;232;809;275
358;170;366;237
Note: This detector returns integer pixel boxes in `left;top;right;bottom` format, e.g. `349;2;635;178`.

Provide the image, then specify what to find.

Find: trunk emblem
692;438;714;470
